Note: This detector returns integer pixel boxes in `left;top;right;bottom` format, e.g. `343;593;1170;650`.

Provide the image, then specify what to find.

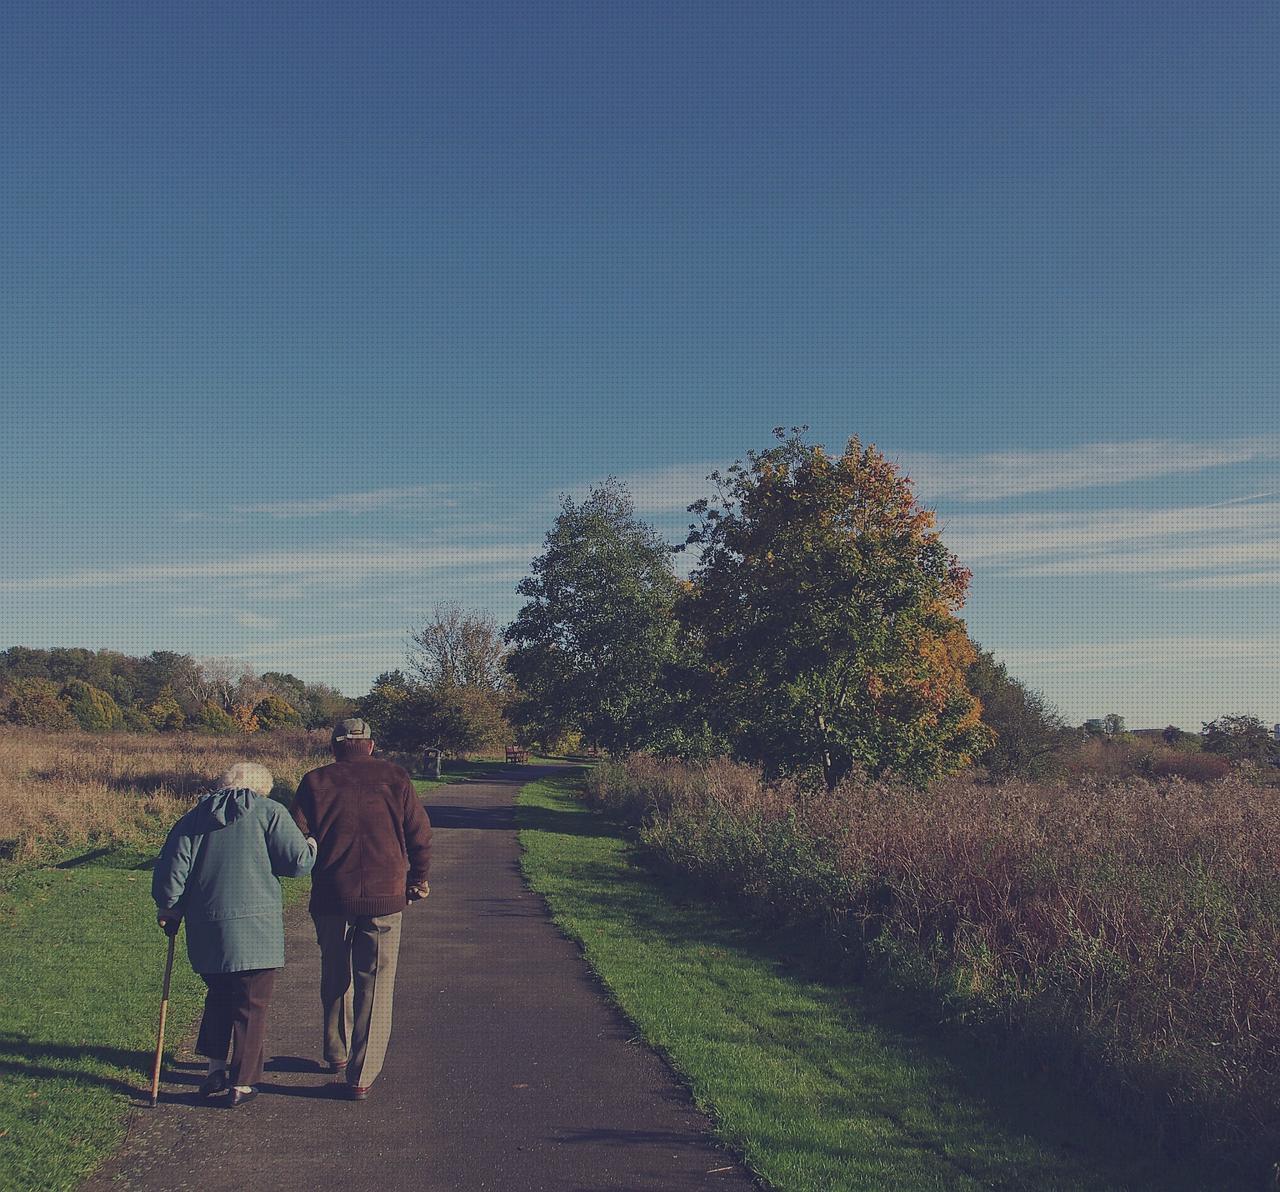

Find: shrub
144;688;185;730
195;701;239;736
121;706;156;734
62;679;124;732
252;694;301;731
588;754;1280;1176
0;678;76;730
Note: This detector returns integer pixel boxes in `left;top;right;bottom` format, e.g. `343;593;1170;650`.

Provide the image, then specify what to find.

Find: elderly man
292;718;432;1100
153;761;315;1106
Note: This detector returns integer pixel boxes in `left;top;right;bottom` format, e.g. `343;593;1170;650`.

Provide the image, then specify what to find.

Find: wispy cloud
233;485;459;518
893;436;1280;502
234;611;281;630
1165;570;1280;590
939;500;1280;587
0;543;540;593
998;637;1280;673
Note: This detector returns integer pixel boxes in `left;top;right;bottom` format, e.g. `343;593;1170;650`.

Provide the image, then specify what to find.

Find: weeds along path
517;771;1219;1192
83;763;755;1192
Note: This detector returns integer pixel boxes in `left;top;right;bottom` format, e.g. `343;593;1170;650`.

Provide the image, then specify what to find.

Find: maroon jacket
292;756;432;918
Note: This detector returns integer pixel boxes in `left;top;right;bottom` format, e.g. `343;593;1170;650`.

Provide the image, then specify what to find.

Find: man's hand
407;882;430;902
157;912;181;937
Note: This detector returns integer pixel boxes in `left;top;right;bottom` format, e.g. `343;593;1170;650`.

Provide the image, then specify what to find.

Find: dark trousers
196;968;277;1087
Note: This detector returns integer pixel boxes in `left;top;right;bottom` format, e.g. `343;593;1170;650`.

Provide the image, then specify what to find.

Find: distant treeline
0;646;355;734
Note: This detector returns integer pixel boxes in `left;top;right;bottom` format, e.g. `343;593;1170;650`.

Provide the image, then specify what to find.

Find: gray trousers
312;912;403;1088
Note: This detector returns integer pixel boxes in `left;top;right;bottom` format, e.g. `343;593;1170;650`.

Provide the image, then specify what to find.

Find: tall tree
1201;714;1273;764
966;645;1066;779
408;603;509;692
505;479;681;754
683;428;991;787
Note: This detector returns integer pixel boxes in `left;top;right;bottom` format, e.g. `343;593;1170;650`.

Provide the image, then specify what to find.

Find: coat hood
189;787;256;832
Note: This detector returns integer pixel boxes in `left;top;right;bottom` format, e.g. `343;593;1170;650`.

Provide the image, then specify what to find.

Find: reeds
0;728;329;862
587;755;1280;1173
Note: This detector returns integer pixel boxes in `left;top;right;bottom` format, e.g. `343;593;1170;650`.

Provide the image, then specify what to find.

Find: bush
253;694;302;732
121;707;156;734
62;679;124;732
145;689;185;730
588;754;1280;1177
195;701;239;736
0;678;76;730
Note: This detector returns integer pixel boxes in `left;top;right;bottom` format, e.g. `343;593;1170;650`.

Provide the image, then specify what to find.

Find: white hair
218;761;274;797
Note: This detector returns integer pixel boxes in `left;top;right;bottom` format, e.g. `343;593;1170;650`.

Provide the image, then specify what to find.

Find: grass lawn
0;849;309;1192
410;755;528;791
516;769;1215;1192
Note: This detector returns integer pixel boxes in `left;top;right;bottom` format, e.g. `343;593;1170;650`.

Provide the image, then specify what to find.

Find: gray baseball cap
332;717;373;743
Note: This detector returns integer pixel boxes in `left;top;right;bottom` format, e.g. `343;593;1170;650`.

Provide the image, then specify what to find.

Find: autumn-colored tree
683;428;992;787
0;677;76;730
228;703;260;734
145;687;186;730
253;694;303;731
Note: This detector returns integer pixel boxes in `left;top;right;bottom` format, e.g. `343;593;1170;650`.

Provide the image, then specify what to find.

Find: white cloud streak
0;543;540;592
938;499;1280;586
998;637;1280;673
893;436;1280;502
233;485;457;518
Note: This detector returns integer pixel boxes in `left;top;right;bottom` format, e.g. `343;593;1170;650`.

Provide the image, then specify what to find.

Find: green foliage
299;680;357;730
683;428;990;787
358;670;506;756
1201;714;1274;764
120;706;156;733
252;693;303;731
505;478;681;754
144;687;185;730
195;700;239;736
61;679;124;732
0;677;76;729
967;646;1066;779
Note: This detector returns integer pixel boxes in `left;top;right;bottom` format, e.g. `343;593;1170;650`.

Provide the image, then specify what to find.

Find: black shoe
228;1086;259;1107
198;1070;229;1098
327;1060;348;1075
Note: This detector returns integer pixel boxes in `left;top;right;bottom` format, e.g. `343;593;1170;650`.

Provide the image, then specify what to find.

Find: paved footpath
86;765;757;1192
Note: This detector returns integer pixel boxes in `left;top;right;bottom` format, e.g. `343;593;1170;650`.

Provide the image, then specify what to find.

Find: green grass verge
409;756;534;791
0;850;309;1191
516;770;1213;1192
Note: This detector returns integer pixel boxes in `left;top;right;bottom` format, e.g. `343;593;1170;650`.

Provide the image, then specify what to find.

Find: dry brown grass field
0;728;330;863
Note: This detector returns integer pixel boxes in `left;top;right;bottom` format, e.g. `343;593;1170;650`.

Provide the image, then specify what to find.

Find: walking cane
149;928;177;1108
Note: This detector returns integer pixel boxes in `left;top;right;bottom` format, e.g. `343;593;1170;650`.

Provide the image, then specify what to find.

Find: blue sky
2;1;1277;728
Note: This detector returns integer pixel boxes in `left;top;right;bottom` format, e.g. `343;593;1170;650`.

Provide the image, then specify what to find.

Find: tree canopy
504;479;680;754
683;429;991;787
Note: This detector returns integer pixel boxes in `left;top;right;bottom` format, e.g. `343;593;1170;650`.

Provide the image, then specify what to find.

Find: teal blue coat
152;789;315;974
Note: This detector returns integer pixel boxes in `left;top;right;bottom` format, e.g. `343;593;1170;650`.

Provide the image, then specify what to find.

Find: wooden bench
506;744;530;765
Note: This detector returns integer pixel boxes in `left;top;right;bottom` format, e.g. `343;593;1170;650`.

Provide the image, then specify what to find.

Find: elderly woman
153;761;315;1106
